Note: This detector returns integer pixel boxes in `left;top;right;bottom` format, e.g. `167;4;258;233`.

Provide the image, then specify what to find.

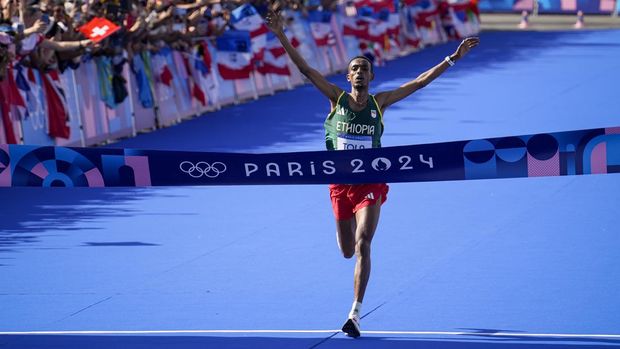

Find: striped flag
5;65;28;121
230;4;269;62
267;30;300;58
342;17;370;40
308;10;333;47
216;30;253;80
258;32;299;76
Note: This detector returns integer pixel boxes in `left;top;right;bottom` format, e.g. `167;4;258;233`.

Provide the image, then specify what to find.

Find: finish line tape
1;126;618;187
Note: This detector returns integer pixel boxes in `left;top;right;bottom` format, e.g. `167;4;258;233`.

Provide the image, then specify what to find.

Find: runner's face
347;58;373;89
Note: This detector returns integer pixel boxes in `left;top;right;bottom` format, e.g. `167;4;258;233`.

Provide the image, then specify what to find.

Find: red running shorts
328;183;389;220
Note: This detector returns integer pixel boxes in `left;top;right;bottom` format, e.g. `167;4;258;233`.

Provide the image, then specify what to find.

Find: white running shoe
342;316;361;338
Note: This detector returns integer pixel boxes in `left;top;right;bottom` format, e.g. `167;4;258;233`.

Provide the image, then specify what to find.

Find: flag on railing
5;65;28;121
367;9;389;48
367;0;396;13
160;65;173;86
403;31;422;49
257;31;299;76
445;0;480;39
131;54;154;108
13;65;31;119
42;70;70;139
266;30;300;58
0;78;19;143
185;41;217;106
308;10;334;47
216;30;253;80
404;0;445;45
151;49;175;102
387;12;401;37
342;17;370;39
230;4;269;62
181;54;205;106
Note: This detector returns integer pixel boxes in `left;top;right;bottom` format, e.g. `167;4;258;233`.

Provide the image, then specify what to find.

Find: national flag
41;70;70;139
182;41;217;106
308;10;333;47
368;0;396;13
258;32;294;76
198;41;212;72
403;31;422;48
258;50;291;76
342;17;369;39
387;13;401;37
0;85;18;144
150;50;175;101
368;16;388;47
230;4;269;62
183;54;206;106
408;0;439;28
354;7;387;46
78;17;121;43
159;65;173;86
131;54;154;108
14;66;47;124
216;30;253;80
196;41;219;104
13;65;31;119
266;30;299;58
4;65;28;121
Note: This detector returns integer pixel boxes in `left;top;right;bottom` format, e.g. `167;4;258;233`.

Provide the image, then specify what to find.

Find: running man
265;10;479;338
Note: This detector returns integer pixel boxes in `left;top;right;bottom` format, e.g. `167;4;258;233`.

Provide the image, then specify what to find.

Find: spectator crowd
0;0;480;145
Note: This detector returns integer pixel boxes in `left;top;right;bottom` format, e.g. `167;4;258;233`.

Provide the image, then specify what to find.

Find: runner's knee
355;238;371;257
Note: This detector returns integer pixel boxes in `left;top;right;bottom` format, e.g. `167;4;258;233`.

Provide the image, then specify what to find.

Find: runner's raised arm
374;37;480;112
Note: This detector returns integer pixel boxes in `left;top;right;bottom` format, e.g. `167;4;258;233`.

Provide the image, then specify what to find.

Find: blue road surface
1;29;619;348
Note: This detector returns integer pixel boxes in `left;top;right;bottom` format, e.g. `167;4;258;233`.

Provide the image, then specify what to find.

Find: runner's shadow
0;187;161;255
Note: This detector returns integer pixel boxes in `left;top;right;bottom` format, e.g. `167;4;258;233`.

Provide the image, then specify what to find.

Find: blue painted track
1;30;619;348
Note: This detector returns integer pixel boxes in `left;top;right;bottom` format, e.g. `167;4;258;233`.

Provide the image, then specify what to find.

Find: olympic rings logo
179;161;227;178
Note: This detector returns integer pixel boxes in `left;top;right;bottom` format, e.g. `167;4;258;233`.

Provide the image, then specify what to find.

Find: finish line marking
1;330;619;338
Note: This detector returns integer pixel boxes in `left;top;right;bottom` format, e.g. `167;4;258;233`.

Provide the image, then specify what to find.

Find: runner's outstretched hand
454;37;480;59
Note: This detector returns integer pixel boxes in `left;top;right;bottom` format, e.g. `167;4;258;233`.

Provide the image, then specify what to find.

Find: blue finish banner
1;126;619;187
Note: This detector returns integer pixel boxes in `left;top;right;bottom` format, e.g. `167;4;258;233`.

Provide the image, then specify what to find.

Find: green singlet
324;91;384;151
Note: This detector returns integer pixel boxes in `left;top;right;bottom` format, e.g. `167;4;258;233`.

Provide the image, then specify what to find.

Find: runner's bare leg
336;219;356;258
353;197;381;303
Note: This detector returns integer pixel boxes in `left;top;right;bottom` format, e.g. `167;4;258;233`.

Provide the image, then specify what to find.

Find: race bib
337;133;372;150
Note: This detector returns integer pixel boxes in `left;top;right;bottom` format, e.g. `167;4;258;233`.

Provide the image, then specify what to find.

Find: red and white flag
368;18;388;47
267;30;300;58
387;13;401;37
342;17;370;40
215;30;254;80
79;17;121;43
310;22;332;47
42;70;70;139
217;51;253;80
258;32;299;76
308;11;333;47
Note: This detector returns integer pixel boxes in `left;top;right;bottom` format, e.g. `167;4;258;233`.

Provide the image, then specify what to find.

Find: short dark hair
348;55;373;74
